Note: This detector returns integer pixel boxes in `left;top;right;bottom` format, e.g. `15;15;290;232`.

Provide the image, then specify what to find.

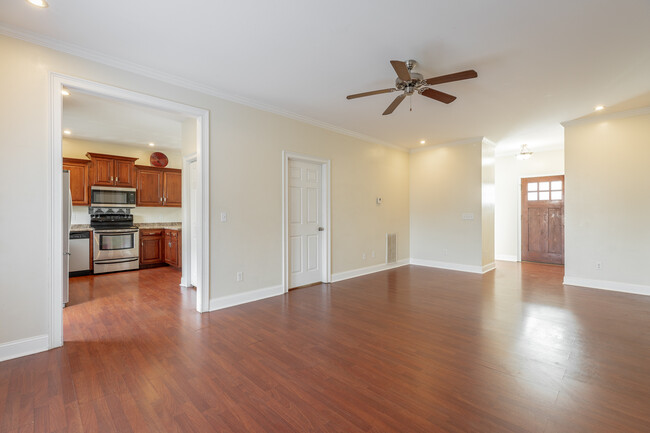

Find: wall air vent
386;233;397;264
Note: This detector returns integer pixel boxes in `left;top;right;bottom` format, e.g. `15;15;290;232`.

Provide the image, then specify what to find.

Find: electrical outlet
362;253;366;260
236;271;243;281
595;262;602;270
371;250;375;258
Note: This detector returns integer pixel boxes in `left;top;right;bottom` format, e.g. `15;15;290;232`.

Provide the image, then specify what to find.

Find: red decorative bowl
150;152;169;168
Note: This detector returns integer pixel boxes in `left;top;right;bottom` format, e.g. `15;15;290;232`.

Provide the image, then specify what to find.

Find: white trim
495;254;518;262
561;105;650;127
180;153;197;289
331;259;410;283
563;276;650;297
482;262;496;273
0;335;49;363
209;285;285;311
49;74;211;350
282;152;332;292
410;258;492;274
0;25;405;153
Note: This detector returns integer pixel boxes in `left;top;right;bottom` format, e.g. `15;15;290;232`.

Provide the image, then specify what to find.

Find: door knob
318;227;325;231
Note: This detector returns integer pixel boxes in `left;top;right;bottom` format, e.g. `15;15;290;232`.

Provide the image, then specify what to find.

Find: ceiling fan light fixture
594;105;605;111
516;144;533;160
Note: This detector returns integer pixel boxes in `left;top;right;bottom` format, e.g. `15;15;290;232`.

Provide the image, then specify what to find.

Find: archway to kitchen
49;74;210;349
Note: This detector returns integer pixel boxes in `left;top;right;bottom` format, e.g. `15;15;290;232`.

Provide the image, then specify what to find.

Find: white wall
0;35;410;346
564;109;650;292
494;149;564;260
410;138;492;271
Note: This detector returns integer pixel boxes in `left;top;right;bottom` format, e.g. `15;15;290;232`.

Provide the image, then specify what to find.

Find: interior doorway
521;175;565;264
49;73;210;349
282;152;331;291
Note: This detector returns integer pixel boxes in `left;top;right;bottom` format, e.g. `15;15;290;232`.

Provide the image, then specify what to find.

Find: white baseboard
410;258;492;274
331;259;410;283
209;284;284;311
495;254;518;262
0;334;49;363
563;276;650;297
482;262;496;273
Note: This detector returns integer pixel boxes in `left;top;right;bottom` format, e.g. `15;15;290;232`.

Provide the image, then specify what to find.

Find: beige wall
0;35;409;345
63;137;183;169
409;139;487;268
564;110;650;288
494;149;564;260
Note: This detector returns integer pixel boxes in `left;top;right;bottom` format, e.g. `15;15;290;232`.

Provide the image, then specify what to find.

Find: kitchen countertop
136;222;181;231
70;223;182;231
70;224;92;232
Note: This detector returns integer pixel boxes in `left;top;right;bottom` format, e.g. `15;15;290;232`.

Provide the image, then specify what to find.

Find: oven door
93;230;139;262
90;187;137;208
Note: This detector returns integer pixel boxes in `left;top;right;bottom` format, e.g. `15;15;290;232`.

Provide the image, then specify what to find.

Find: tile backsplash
71;206;182;224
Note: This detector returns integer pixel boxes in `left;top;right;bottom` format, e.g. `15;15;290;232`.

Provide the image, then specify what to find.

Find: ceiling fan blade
346;88;395;100
390;60;412;81
425;70;478;86
421;88;457;104
382;93;406;115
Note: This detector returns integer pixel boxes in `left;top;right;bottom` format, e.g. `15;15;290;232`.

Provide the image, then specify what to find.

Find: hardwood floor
1;262;649;432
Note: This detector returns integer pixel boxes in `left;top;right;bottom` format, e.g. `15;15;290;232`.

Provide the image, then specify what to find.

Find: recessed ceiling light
61;89;70;96
420;140;426;145
26;0;48;8
149;142;155;147
63;129;71;135
594;105;605;111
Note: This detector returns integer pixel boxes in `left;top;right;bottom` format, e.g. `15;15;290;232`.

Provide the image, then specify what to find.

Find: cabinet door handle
110;176;114;182
168;242;172;248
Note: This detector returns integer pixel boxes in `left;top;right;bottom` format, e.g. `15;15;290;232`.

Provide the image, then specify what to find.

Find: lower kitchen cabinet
139;229;164;267
164;229;181;268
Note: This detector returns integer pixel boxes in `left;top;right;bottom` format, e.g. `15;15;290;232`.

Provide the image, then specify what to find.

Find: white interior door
189;160;199;287
289;159;322;288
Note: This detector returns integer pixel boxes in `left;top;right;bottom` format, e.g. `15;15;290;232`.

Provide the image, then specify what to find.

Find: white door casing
288;160;323;288
190;160;199;286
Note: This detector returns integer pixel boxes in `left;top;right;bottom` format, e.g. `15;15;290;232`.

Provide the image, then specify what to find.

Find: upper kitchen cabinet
62;157;90;205
164;171;182;207
87;153;138;188
136;166;182;207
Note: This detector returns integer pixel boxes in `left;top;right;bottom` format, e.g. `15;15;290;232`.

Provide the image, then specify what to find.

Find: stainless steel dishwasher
69;231;91;276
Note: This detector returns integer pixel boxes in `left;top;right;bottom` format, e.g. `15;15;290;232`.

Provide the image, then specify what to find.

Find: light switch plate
220;212;227;222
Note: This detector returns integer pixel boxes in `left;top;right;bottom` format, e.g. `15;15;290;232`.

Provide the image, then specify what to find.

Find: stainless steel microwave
90;186;136;208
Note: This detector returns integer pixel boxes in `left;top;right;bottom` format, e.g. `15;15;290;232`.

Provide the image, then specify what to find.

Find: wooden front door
522;175;564;264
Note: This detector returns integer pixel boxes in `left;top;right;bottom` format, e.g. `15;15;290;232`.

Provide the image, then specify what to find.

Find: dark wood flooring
1;262;650;432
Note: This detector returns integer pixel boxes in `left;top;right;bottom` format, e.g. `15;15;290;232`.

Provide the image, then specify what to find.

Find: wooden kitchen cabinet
164;229;181;268
63;157;90;205
87;153;138;188
139;229;165;267
136;166;182;207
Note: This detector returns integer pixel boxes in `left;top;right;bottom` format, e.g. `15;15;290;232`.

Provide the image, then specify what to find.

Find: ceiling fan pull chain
410;95;413;112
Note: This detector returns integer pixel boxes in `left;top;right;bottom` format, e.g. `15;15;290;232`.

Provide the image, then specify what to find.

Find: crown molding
561;105;650;127
409;136;486;153
0;23;408;153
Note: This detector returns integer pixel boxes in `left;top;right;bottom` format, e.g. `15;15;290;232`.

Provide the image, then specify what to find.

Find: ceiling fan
346;60;478;115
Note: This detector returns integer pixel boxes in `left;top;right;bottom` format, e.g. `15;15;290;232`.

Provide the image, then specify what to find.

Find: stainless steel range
90;207;139;274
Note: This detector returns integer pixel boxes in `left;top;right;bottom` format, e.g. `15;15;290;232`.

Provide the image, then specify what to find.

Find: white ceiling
62;90;186;150
2;0;650;153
